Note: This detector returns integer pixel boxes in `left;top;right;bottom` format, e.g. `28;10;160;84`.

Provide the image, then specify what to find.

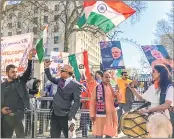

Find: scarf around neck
96;82;106;117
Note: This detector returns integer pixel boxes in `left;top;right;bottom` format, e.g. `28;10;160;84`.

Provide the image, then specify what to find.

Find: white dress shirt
64;77;73;88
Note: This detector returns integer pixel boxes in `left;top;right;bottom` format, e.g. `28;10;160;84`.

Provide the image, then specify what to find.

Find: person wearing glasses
44;61;82;138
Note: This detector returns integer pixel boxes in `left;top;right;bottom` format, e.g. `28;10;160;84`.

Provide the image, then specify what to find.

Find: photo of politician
100;41;125;70
110;47;124;68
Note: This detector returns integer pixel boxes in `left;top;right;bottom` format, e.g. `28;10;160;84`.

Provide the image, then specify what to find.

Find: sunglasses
124;75;128;76
61;69;68;73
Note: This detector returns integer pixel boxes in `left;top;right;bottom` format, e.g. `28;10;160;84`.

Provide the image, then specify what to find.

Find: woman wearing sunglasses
128;64;174;137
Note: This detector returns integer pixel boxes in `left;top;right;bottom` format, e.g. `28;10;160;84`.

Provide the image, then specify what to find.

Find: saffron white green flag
77;1;135;33
35;25;48;63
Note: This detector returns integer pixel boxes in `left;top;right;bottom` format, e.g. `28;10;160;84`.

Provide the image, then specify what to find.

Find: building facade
1;1;105;71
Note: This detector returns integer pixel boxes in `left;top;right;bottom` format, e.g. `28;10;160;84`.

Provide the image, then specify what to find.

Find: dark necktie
59;78;65;89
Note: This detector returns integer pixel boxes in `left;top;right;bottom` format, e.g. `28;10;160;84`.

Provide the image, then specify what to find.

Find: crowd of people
1;48;174;138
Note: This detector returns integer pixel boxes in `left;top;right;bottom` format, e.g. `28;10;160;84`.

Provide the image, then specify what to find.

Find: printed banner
1;33;33;76
50;51;69;75
100;41;125;70
141;45;172;69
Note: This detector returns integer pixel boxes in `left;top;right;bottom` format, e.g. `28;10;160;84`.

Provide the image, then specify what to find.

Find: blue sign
100;41;125;70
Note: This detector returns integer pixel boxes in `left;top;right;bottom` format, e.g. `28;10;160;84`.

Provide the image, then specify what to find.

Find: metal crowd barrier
17;97;145;138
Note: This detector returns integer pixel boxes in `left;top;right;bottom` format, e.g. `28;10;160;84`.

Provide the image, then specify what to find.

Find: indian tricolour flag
35;25;48;63
68;51;91;81
77;1;136;33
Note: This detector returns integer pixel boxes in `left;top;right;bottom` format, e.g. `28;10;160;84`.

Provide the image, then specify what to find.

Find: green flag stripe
36;38;44;63
77;13;87;28
116;69;122;78
68;54;81;81
87;12;115;33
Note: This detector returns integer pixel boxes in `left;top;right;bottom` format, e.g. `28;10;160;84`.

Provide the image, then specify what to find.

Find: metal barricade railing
32;97;145;138
24;110;33;138
33;97;53;138
20;95;146;138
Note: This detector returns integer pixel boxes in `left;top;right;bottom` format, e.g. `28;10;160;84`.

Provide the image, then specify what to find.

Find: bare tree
167;1;174;25
1;1;147;52
125;1;147;24
155;19;174;42
154;2;174;58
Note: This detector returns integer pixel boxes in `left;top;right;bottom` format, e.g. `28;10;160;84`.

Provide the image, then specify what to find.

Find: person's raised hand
28;48;36;60
44;60;52;68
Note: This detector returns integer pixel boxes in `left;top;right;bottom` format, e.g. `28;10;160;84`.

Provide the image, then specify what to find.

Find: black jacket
1;60;32;110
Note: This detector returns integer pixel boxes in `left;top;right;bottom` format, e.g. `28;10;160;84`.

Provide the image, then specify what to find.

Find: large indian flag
77;1;135;33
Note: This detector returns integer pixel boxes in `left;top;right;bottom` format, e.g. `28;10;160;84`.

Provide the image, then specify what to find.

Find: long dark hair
154;65;172;94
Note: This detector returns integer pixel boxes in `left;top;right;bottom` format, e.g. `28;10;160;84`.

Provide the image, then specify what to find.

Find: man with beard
1;48;35;138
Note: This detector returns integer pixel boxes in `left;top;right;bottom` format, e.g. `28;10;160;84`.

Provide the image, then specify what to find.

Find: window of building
44;16;48;23
33;38;37;44
44;6;48;12
33;27;37;35
55;4;59;11
17;22;21;28
53;47;59;52
9;13;13;19
18;12;22;18
34;7;38;13
17;31;22;35
8;32;12;36
8;23;12;29
54;15;59;21
33;17;38;24
54;36;59;44
54;24;59;32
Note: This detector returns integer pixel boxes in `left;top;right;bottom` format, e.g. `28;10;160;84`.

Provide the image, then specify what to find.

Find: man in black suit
44;60;82;138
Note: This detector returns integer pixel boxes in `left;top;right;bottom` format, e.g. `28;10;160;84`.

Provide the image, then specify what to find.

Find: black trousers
50;111;69;138
1;115;25;138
